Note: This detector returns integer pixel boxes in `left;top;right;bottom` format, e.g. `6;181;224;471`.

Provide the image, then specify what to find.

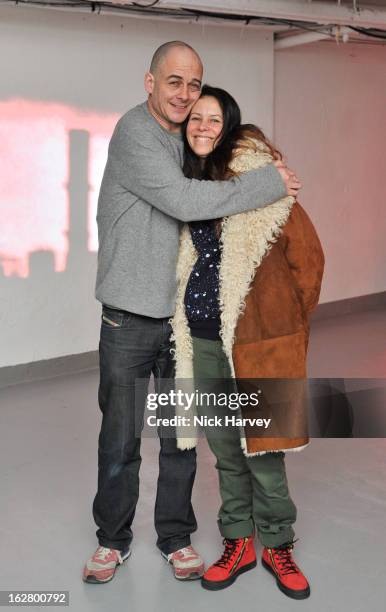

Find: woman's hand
273;160;302;197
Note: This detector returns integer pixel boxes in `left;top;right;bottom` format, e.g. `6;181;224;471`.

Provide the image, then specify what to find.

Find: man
83;40;301;585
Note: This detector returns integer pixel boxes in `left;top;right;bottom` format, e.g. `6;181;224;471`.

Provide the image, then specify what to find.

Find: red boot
262;542;310;599
201;537;256;591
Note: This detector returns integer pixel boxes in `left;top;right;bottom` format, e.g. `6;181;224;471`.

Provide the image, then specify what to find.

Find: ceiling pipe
275;30;331;49
275;25;351;48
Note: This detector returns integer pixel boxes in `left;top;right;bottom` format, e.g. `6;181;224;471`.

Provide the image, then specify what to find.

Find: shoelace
272;543;299;575
174;547;193;559
214;539;241;569
95;546;114;561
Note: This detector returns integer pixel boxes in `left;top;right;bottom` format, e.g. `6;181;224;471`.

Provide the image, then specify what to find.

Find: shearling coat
171;139;324;457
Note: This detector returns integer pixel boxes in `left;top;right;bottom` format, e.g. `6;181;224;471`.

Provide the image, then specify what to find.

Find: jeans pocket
101;306;125;328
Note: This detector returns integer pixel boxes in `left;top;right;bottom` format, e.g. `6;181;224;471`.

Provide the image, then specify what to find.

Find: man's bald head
145;40;203;133
149;41;203;76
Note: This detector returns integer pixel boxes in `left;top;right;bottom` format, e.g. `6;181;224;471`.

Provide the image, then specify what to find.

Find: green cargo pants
192;336;297;548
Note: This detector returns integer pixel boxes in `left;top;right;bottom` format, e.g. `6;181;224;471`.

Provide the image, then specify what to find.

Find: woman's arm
227;136;323;312
281;202;325;314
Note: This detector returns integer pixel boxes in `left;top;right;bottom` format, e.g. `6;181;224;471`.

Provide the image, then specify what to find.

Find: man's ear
144;71;154;95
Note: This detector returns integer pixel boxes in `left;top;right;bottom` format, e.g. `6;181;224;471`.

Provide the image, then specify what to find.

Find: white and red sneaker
162;545;205;580
83;546;131;584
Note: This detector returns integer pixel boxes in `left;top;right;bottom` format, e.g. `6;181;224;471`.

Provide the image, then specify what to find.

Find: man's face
145;47;203;132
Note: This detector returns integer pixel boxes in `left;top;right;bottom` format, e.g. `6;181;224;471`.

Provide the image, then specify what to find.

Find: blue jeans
92;305;197;555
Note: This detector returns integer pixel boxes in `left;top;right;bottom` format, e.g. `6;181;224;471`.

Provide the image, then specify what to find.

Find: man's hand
273;160;302;198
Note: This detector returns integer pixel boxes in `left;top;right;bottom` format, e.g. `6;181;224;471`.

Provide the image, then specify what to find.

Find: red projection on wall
0;99;119;278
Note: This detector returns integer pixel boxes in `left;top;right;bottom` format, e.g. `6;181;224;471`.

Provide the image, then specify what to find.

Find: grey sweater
95;102;287;318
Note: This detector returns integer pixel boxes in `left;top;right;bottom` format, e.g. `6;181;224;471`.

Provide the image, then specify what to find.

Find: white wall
3;9;385;368
0;6;274;367
274;41;386;304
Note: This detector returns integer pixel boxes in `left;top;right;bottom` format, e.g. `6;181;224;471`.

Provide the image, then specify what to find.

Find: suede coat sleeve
281;202;325;315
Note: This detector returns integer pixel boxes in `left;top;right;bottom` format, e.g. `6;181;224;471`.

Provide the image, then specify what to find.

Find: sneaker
83;546;131;584
262;542;310;599
161;545;205;580
201;537;256;591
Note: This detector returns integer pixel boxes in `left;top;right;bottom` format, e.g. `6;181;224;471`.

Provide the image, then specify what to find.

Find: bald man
83;41;301;585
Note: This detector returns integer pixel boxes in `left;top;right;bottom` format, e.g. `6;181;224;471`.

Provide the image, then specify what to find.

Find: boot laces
272;542;298;575
214;538;243;569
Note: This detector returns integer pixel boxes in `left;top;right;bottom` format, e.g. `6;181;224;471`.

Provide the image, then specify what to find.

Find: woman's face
186;96;224;157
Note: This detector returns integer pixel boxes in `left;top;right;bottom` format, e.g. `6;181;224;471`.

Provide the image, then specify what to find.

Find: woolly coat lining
170;139;307;456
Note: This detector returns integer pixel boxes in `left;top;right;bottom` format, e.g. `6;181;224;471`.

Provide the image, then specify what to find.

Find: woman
170;86;324;598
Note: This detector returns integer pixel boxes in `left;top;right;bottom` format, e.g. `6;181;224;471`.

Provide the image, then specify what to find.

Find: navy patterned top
184;220;221;340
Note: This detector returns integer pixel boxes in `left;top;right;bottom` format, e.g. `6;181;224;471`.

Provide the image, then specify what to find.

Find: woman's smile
186;95;224;157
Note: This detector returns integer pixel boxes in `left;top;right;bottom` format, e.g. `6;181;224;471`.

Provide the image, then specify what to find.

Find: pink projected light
0;100;119;277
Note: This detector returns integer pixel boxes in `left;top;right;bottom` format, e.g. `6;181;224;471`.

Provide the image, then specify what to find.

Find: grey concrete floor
1;309;386;612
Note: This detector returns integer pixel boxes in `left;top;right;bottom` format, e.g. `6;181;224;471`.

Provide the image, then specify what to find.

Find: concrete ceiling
4;0;386;36
321;0;386;6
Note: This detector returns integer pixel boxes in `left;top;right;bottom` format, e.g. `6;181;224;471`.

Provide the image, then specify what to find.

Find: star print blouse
184;220;221;339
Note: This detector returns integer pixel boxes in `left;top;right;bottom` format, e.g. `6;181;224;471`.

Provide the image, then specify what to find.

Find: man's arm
109;120;292;223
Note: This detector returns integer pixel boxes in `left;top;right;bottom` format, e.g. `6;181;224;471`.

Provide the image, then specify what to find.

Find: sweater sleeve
282;202;325;314
108;120;287;223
